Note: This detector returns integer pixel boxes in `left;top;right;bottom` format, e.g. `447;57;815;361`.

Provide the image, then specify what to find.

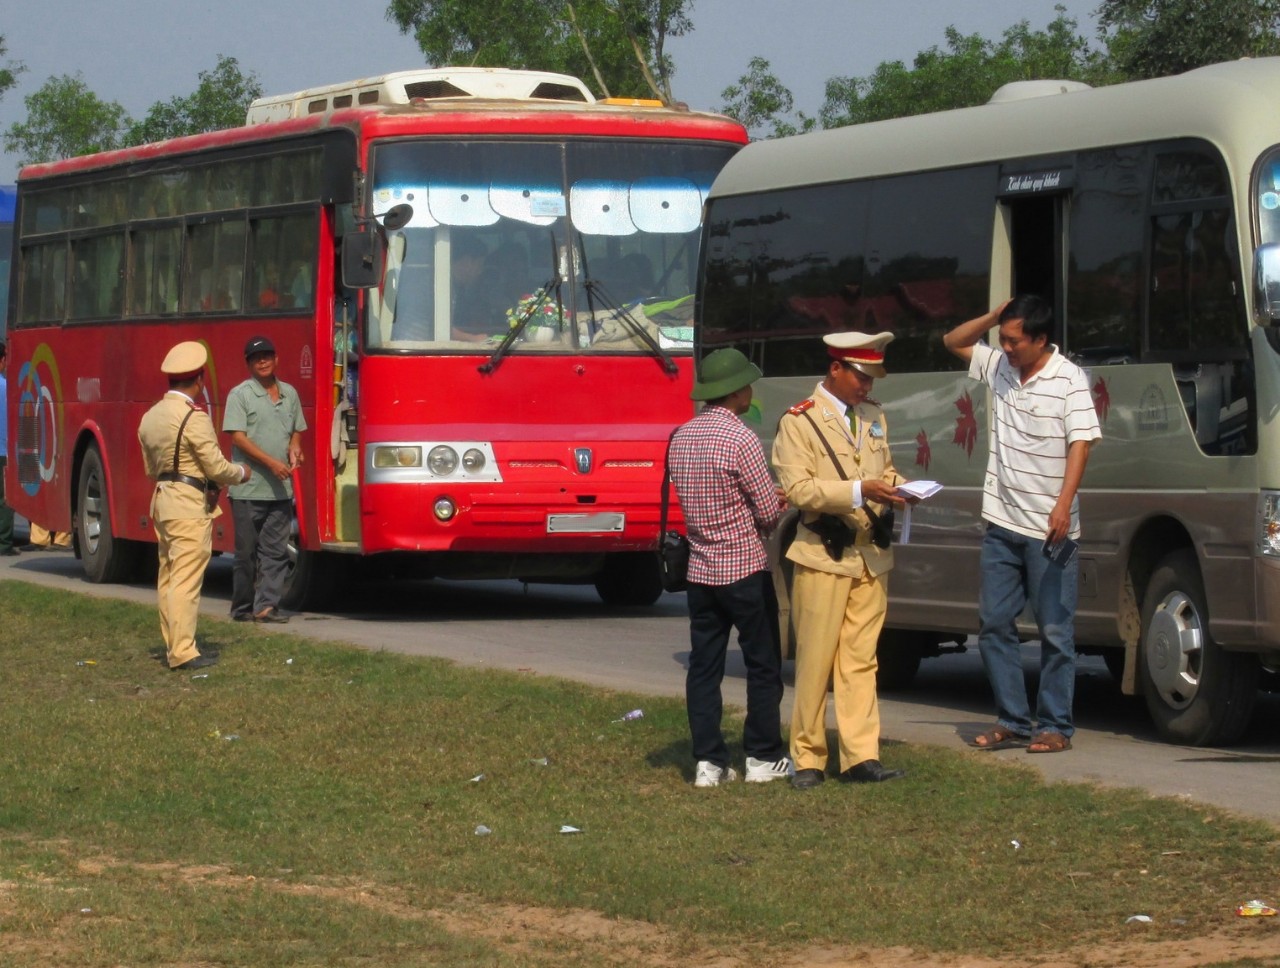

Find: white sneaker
745;756;796;783
694;761;739;788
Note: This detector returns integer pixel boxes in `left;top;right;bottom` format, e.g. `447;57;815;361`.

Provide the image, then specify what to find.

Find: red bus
4;69;747;608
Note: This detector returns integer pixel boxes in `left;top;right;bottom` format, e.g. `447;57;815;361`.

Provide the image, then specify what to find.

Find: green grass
0;583;1277;966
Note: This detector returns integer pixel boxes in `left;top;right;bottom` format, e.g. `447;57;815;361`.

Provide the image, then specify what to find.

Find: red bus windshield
365;139;734;355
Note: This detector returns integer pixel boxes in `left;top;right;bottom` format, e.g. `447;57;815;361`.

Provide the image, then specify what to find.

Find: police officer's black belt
157;472;209;492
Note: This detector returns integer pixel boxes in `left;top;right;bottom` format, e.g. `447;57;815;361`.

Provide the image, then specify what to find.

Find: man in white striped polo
944;295;1101;754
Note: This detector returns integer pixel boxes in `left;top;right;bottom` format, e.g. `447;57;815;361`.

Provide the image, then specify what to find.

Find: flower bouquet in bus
506;290;566;342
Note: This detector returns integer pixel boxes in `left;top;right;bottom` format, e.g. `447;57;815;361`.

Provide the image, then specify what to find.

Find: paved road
3;547;1278;826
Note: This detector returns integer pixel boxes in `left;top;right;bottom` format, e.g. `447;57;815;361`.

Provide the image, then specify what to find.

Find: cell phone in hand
1041;537;1078;567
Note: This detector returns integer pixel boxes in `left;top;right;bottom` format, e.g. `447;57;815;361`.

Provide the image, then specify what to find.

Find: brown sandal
1027;731;1072;754
967;726;1029;751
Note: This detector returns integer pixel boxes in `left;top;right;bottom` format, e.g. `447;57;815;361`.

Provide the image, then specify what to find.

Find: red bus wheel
75;445;145;584
594;553;664;607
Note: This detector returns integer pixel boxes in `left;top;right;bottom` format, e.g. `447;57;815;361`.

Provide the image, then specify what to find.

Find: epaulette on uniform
785;399;815;416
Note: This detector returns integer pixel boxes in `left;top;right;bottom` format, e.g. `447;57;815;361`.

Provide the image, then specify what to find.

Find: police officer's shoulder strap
799;410;849;482
173;405;197;475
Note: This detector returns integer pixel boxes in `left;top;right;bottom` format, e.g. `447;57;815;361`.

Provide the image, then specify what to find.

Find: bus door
997;162;1072;343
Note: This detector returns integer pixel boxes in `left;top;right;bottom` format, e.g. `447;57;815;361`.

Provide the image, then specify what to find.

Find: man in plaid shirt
669;348;793;788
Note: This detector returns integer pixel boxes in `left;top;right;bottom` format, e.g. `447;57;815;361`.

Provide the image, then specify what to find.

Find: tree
385;0;693;101
716;56;814;139
124;55;263;145
1097;0;1280;79
606;0;691;103
2;73;128;165
0;35;24;103
818;8;1108;128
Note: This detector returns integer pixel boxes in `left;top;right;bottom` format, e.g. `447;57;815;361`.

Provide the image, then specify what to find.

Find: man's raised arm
943;300;1009;364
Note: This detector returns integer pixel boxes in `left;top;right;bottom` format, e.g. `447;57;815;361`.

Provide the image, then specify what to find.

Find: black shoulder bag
656;428;690;592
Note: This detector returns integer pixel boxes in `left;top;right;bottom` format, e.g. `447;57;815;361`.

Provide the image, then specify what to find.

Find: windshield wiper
579;237;678;376
479;232;563;375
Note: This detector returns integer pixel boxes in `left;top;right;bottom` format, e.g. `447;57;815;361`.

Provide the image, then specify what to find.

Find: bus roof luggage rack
987;79;1092;104
246;68;595;124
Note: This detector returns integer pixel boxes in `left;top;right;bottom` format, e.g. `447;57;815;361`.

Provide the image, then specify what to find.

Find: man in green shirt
222;336;306;623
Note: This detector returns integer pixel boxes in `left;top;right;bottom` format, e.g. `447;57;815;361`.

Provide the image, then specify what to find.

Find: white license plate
546;512;625;534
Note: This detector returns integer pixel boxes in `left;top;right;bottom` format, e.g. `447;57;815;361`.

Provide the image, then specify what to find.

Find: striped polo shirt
970;342;1100;540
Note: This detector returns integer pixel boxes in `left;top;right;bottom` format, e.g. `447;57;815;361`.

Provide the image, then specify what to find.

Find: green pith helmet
691;348;763;401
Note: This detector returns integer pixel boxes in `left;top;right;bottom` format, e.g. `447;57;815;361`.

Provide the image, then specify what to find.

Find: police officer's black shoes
791;768;825;790
838;759;906;784
172;653;219;671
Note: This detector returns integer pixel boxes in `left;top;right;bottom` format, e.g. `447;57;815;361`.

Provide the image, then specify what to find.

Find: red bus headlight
427;446;459;476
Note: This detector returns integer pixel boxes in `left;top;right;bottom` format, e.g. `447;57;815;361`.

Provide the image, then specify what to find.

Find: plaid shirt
668;405;781;586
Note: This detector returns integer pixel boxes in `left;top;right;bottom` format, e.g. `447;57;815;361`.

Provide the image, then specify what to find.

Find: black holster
865;505;894;550
803;514;856;562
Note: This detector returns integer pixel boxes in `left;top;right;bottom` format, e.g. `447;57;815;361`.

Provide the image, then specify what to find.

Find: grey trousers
230;498;292;617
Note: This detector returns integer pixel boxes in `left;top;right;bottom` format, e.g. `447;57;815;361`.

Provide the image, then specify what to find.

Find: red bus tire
280;548;348;612
75;445;146;584
594;553;664;607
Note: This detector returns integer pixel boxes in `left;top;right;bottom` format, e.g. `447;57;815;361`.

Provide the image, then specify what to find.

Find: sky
0;0;1102;183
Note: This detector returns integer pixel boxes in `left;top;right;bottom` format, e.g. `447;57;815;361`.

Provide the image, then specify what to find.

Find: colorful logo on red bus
15;344;66;497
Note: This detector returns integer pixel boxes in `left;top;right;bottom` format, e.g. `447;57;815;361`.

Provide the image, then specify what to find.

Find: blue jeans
978;524;1078;738
685;571;785;767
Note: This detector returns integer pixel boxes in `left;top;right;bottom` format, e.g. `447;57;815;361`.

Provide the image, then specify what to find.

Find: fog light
428;445;459;476
373;445;422;468
462;448;486;472
433;497;457;521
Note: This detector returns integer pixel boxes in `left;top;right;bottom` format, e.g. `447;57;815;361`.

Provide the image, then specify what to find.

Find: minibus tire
875;629;924;691
1139;550;1257;745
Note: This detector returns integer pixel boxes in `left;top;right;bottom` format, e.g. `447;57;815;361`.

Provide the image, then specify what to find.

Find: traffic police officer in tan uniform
772;332;909;789
138;341;250;670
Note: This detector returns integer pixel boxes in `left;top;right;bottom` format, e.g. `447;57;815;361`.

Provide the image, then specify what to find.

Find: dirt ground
439;900;1279;968
8;854;1277;967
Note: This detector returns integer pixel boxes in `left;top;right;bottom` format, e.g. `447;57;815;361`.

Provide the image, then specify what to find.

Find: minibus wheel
1139;549;1257;745
875;629;924;691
